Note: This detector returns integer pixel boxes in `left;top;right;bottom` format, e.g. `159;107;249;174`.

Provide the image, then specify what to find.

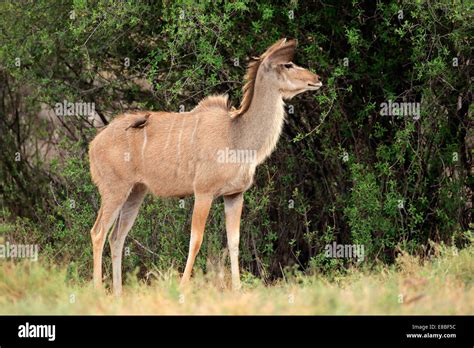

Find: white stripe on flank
177;116;186;158
191;116;199;144
164;116;176;149
141;127;147;161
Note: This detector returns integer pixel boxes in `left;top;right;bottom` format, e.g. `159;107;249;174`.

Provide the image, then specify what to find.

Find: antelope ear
263;38;297;65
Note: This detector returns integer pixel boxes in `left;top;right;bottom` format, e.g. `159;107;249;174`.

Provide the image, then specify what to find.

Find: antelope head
258;38;322;100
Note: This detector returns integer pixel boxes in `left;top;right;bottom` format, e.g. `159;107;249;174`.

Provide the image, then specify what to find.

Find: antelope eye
283;63;293;69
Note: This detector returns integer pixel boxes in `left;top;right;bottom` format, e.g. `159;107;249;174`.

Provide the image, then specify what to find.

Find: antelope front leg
180;194;213;287
224;192;244;291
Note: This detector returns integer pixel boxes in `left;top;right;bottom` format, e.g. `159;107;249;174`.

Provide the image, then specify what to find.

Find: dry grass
0;244;473;315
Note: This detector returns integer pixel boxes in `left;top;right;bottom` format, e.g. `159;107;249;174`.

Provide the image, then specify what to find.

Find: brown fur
89;38;322;295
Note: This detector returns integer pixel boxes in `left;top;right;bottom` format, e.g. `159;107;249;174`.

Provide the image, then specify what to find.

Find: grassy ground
0;244;473;315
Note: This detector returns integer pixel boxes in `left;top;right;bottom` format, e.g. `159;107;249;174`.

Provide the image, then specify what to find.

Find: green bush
0;1;471;283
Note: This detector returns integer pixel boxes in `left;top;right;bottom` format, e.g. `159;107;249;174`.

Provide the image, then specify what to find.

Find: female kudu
89;38;322;295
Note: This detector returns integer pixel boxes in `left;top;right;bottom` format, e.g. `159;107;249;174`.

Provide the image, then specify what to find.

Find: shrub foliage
0;1;472;282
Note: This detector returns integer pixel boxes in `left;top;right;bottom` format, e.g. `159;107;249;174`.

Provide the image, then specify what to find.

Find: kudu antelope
89;38;322;295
